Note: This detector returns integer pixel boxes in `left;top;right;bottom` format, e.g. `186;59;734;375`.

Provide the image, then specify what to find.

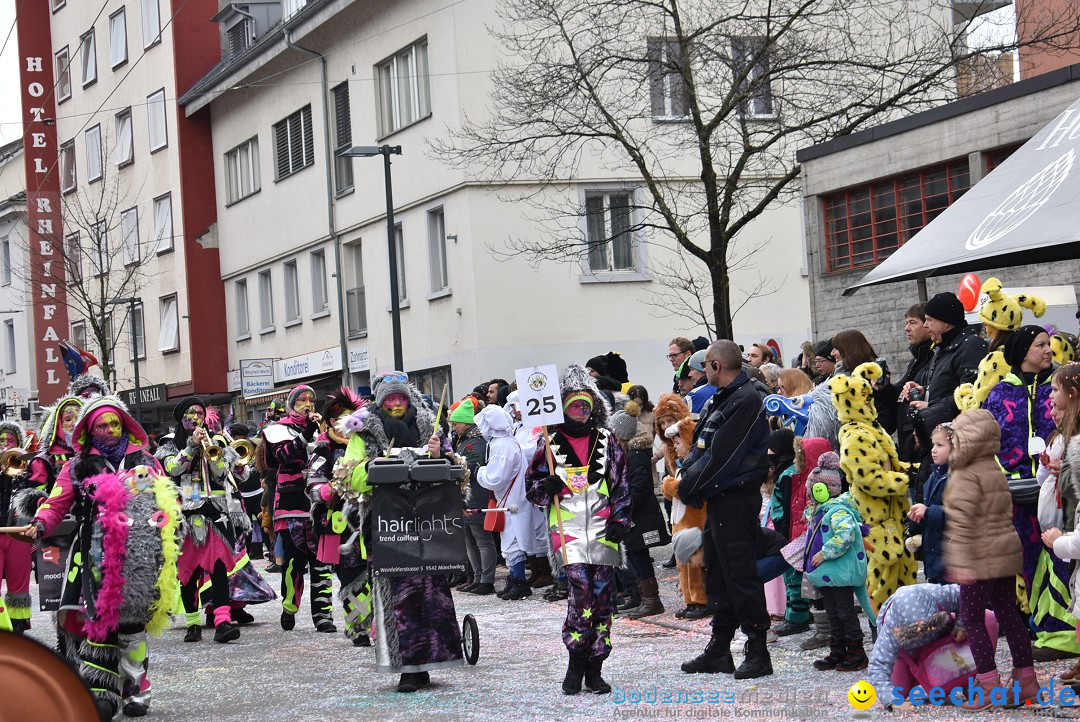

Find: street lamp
343;144;404;371
107;297;143;424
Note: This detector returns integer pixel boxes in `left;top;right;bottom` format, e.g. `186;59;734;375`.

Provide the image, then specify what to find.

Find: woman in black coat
610;406;671;618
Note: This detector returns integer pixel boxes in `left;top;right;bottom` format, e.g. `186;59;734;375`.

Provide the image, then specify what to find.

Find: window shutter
334;86;351;148
275;120;289;178
302;106;314;166
646;39;665;117
668;40;689;117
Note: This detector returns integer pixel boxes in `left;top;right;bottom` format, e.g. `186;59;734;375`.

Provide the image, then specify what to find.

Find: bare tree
434;0;1080;339
14;142;154;384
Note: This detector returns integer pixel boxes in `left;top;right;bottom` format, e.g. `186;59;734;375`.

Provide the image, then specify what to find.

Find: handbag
483;477;514;533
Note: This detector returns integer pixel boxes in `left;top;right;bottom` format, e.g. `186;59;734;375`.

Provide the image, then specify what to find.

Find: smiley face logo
848;680;876;711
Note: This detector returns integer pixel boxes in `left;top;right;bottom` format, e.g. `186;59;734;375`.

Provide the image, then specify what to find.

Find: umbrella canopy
846;95;1080;295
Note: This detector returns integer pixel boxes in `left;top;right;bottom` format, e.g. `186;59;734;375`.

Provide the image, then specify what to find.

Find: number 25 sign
514;365;564;427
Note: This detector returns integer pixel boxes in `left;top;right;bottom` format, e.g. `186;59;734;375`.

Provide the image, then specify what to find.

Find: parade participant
306;387;388;646
261;384;334;632
373;371;464;693
371;370;438;448
160;398;243;643
660;417;709;620
525;365;632;695
0;419;31;633
943;409;1037;710
24;395;180;719
69;374;111;400
451;398;494;595
232;423;266;560
475;404;538;600
505;391;554;590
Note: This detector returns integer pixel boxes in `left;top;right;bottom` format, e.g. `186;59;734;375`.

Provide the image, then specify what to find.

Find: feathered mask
204;406;221;433
334;403;372;440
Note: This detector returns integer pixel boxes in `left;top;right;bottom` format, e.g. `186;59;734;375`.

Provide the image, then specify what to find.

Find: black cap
924;292;965;326
814;339;834;360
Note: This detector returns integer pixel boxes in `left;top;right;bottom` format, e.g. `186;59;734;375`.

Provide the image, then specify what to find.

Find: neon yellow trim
145;473;182;636
83;662;122;678
282;559;298;612
8;607;31;620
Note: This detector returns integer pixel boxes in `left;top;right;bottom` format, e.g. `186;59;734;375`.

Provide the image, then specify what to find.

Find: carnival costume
526;365;632;695
0;419;32;632
29;395;180;719
262;384;335;632
306;387;388;646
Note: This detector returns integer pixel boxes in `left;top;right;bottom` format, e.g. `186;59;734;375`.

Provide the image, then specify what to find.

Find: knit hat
448;397;477;425
609;401;641;442
924;292;965;326
978;277;1046;331
172;396;206;423
691;336;709;351
688;350;707;373
373;370;410;407
672;528;704;564
563;392;594;412
1003;324;1047;369
814;339;834;360
287;384;315;411
585;355;609;377
806;450;842;500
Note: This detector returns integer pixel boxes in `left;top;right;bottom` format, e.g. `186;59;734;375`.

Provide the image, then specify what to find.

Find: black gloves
543;475;564;499
605;522;626;544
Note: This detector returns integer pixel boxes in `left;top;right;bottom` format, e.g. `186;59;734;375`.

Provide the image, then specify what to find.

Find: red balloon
958;273;981;312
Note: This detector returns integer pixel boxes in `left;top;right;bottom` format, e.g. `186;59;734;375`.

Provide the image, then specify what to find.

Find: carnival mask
60;403;80;434
0;431;18;450
382;393;409;418
564;397;593;423
92;412;125;447
182;406;206;431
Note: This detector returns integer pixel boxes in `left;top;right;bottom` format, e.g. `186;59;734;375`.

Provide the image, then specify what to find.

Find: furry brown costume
659;416;707;608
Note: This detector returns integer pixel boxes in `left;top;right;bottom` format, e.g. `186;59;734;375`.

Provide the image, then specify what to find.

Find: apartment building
17;0;229;432
180;0;817;414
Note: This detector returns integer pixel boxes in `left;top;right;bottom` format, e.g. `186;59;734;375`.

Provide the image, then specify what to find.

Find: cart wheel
462;614;479;665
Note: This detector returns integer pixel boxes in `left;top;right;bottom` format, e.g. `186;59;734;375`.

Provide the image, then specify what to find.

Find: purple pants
959;577;1033;673
563;563;614;661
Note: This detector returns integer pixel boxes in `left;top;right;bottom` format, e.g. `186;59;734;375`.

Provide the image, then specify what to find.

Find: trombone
0;447;29;477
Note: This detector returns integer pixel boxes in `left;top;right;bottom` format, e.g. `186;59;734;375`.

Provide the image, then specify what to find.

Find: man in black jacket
906;292;987;446
677;340;773;680
881;303;935;464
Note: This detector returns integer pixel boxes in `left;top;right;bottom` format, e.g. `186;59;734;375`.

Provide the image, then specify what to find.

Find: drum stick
544;426;569;566
433;384;450;433
0;526;31;533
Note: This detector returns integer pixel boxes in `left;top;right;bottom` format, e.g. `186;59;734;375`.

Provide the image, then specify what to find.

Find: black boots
280;611;296;631
562;652;587;695
681;630;735;674
837;639;868;672
543;579;569;602
501;577;533;600
734;630;773;679
396;671;430;693
213;621;240;643
626;578;664;619
813;639;845;671
184;625;202;642
584;658;611;694
530;557;554;588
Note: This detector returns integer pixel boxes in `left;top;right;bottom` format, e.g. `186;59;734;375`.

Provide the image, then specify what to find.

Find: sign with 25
514;364;564;428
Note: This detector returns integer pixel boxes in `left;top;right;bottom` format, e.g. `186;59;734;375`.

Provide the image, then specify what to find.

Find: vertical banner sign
514;365;565;427
17;5;69;406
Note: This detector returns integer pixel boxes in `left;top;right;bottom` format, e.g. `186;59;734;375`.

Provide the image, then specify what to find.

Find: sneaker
214;621;241;643
457;583;478;594
122;701;148;717
280;611;296;631
774;620;811;637
266;563;283;574
316;621;338;633
765;628;778;644
800;629;830;651
232;608;255;625
465;583;495;596
503;579;533;600
184;625;202;642
682;604;711;620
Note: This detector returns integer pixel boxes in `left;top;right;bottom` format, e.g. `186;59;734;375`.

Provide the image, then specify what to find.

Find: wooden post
543;426;569;566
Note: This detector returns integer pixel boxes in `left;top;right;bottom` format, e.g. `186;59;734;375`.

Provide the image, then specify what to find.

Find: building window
71;320;87;349
4;320;14;373
411;365;451;403
147;89;167;151
375;38;430;137
158;294;179;352
110;8;128;68
90;220;108;277
51;0;66;12
332;83;353;194
0;238;9;286
101;312;115;357
427;207;449;294
648;38;689;120
584;191;636;272
128;302;145;360
235;279;250;337
347;244;366;337
153;193;172;252
141;0;161;48
226;19;251;56
115;108;133;166
55;47;71;102
225;137;260;204
85;125;103;183
273;105;313;180
731;37;773;118
986;143;1023;173
60;139;76;193
283;259;301;323
824;159;971;272
310;249;328;314
121;207;139;266
258;269;274;331
65;232;82;283
80;29;97;87
393;223;407;303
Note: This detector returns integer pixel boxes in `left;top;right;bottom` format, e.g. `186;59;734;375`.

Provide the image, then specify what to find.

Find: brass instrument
196;430;222;462
230;438;255;466
0;447;29;477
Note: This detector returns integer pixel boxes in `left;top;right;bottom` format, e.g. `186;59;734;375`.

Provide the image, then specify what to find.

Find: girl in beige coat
944;409;1035;710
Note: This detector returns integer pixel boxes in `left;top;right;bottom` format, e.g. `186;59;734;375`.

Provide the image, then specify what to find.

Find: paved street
20;549;1059;721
